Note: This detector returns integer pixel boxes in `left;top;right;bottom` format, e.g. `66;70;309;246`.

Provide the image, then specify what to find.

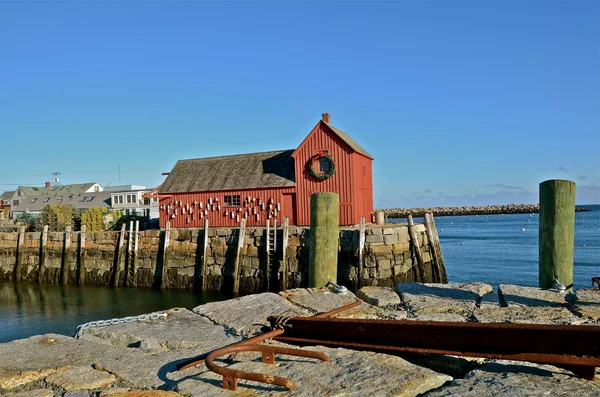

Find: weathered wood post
424;213;442;283
77;224;86;285
309;192;339;288
539;179;576;291
159;222;171;289
407;215;424;281
112;223;127;287
124;221;133;287
265;219;271;291
201;218;209;291
14;226;25;281
281;217;289;290
60;225;71;284
233;217;247;295
130;220;140;287
358;216;366;288
37;225;48;283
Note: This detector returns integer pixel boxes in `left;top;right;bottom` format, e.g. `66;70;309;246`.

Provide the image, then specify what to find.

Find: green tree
14;212;39;231
40;204;73;231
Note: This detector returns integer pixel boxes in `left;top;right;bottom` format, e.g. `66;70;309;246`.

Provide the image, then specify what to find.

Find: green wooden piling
539;179;576;290
309;192;339;288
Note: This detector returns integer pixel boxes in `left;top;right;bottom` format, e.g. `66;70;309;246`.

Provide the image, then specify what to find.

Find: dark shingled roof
0;191;15;201
159;150;296;194
323;121;373;159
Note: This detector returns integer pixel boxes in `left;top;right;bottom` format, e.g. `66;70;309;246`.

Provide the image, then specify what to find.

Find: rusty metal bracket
205;344;330;391
593;277;600;289
176;300;361;371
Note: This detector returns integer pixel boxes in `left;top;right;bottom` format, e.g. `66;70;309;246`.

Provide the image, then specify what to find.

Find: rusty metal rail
267;316;600;380
205;344;330;391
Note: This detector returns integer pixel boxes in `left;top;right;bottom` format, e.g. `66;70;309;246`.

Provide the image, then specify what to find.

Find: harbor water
1;205;598;342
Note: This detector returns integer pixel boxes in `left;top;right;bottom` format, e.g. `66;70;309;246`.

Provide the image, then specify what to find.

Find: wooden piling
309;192;339;288
407;215;424;281
60;225;71;284
428;213;447;283
37;225;48;283
539;179;576;291
124;221;133;287
112;223;127;287
233;217;247;295
281;217;289;290
14;226;25;281
131;220;139;287
424;213;442;282
201;218;209;291
77;225;86;285
160;222;171;289
358;216;366;288
266;219;271;291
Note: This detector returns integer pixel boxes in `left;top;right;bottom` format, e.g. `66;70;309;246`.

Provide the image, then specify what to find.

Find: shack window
224;195;241;207
319;150;330;173
126;194;137;204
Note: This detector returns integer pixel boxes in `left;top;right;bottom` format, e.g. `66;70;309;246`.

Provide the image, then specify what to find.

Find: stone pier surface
0;283;599;396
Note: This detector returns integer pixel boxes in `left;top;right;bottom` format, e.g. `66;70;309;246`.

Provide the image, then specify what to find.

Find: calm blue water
0;282;225;343
396;205;599;289
1;207;598;343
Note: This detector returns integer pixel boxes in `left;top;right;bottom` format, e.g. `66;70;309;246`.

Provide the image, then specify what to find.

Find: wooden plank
424;213;442;283
201;218;209;291
14;226;25;281
266;219;271;292
273;219;278;254
37;225;48;283
281;217;289;290
232;217;247;295
77;225;86;285
429;214;447;283
112;223;127;287
131;220;140;287
124;221;134;286
407;215;424;281
60;225;71;284
358;216;366;288
160;222;171;289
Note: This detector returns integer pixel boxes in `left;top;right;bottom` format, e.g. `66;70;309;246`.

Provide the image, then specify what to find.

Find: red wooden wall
292;121;373;226
159;187;295;228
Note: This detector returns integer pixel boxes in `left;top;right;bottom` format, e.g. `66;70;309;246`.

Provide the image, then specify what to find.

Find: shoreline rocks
0;283;598;396
380;204;591;218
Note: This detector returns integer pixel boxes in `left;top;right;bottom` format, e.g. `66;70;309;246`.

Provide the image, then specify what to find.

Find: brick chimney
45;182;51;188
321;112;331;123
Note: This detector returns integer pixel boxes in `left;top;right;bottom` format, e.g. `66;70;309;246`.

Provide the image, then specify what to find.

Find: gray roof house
11;182;105;216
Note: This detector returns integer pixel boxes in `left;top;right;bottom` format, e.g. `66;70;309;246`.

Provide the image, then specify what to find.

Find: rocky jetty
380;204;591;218
0;283;599;396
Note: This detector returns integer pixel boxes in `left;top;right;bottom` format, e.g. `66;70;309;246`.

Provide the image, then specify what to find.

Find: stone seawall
0;283;598;396
381;203;590;218
0;221;447;294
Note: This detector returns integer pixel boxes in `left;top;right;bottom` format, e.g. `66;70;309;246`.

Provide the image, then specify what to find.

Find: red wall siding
293;123;359;226
159;187;295;228
352;152;374;221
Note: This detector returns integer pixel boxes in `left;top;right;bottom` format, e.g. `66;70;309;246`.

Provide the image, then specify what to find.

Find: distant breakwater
381;204;591;218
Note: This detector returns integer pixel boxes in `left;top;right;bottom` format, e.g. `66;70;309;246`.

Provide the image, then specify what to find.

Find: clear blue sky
1;1;599;207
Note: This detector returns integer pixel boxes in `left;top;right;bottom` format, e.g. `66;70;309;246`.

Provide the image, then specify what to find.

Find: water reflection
0;281;225;343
